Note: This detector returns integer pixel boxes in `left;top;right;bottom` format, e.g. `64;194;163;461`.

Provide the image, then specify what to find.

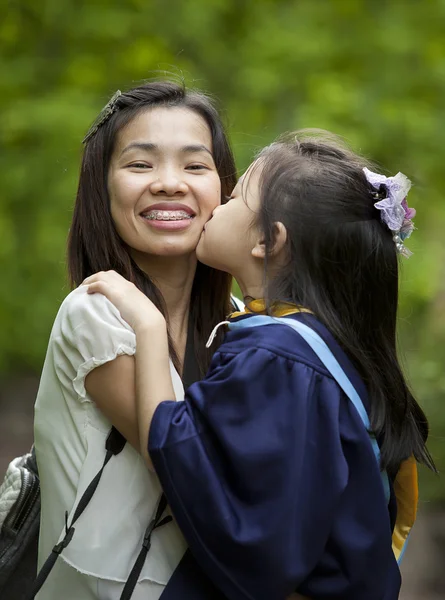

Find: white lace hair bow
363;167;416;258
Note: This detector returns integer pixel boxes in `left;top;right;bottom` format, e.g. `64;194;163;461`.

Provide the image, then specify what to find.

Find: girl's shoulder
220;314;332;372
220;312;369;407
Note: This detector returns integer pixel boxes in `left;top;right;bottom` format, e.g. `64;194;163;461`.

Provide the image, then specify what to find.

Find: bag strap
119;493;172;600
26;427;126;600
228;315;391;502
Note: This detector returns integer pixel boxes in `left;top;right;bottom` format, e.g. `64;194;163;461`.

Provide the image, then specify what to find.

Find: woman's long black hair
255;130;434;475
68;81;237;376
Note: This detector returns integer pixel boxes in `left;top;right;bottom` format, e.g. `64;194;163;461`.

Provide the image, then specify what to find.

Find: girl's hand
82;271;165;332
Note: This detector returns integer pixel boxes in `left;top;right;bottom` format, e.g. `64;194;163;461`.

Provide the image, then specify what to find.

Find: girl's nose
211;204;222;217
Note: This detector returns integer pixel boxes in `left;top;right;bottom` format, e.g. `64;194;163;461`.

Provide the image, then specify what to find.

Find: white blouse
34;286;187;600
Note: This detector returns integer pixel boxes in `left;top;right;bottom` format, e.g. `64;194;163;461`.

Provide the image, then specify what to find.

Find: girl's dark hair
255;129;434;474
68;81;237;375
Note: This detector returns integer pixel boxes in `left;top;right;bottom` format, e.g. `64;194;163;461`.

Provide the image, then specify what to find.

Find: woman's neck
133;251;197;359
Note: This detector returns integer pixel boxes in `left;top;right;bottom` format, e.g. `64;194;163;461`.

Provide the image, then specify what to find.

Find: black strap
119;493;172;600
26;427;126;599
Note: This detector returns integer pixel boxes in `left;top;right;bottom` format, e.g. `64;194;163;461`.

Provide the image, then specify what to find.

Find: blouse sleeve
149;345;349;600
52;286;136;401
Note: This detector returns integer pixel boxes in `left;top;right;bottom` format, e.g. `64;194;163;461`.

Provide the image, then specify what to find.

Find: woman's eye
186;164;208;171
128;162;152;169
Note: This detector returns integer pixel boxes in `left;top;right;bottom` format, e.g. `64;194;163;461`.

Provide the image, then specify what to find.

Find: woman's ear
251;222;287;259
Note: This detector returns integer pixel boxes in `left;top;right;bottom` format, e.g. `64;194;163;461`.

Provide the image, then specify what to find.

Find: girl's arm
133;320;174;464
146;339;347;600
83;270;176;464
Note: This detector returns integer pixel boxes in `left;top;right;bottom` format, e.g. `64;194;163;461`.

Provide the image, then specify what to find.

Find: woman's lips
140;202;196;217
140;212;194;231
139;204;196;232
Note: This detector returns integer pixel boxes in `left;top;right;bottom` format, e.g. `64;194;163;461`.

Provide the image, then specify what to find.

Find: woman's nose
149;169;188;196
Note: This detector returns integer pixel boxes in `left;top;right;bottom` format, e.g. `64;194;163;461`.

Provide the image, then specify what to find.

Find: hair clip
82;90;122;144
363;167;416;258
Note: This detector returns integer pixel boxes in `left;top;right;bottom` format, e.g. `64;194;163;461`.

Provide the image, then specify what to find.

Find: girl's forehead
230;160;262;212
239;159;263;190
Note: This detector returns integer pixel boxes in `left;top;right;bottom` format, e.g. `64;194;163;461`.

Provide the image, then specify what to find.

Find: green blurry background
2;1;445;595
1;0;444;503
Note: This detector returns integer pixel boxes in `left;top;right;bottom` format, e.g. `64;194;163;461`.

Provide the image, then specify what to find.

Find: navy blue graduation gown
150;313;401;599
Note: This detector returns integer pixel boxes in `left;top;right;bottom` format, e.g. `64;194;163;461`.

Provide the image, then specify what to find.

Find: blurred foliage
1;0;444;500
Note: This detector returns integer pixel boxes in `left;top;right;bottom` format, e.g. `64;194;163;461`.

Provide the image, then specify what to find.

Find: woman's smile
139;201;196;231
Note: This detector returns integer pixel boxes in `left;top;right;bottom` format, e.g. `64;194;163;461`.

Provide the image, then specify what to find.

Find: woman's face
108;107;221;262
196;162;262;277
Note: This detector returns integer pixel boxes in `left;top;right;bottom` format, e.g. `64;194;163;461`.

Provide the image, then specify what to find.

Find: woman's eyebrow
180;144;213;157
120;142;156;157
120;142;213;158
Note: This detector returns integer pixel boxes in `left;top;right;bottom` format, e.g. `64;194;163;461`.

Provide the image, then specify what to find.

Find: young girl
85;131;434;600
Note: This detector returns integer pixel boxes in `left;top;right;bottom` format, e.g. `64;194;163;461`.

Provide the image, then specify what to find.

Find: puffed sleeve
51;286;136;401
149;345;349;600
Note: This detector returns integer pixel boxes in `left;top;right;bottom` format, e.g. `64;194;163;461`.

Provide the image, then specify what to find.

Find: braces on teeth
143;210;193;221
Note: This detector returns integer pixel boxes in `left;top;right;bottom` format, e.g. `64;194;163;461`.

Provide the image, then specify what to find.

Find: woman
34;81;237;599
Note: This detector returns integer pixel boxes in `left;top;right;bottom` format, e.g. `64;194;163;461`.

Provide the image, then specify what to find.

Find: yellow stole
230;298;418;562
230;298;312;318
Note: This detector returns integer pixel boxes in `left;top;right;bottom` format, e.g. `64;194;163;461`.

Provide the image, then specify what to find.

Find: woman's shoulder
47;287;136;394
57;285;125;322
52;286;134;341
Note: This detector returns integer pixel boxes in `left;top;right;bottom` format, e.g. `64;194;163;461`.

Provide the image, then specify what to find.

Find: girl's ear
251;222;287;259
